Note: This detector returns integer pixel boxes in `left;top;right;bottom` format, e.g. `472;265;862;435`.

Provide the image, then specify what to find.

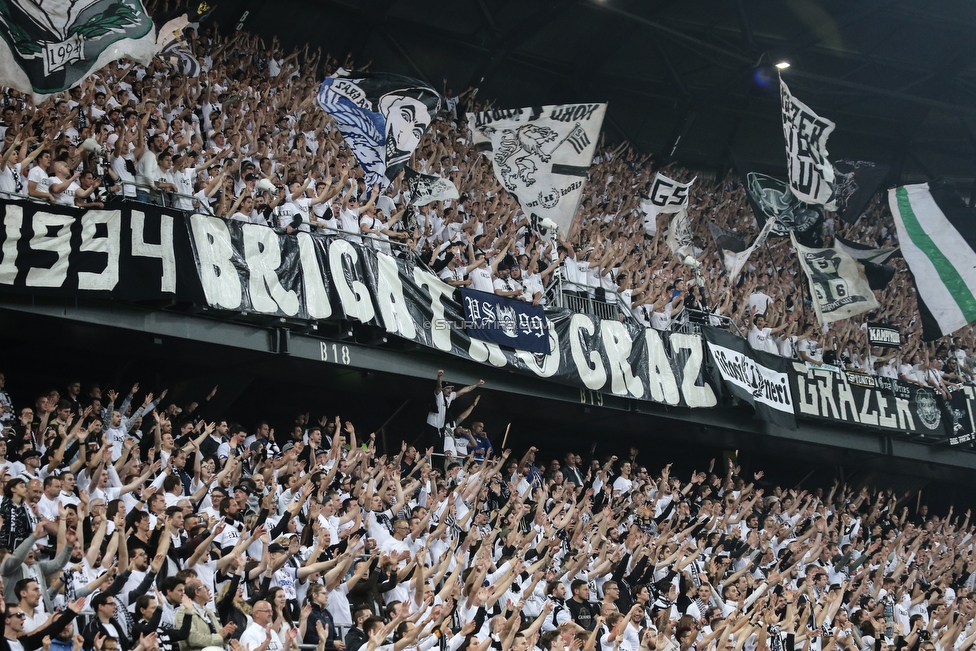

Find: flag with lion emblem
468;103;606;237
0;0;155;101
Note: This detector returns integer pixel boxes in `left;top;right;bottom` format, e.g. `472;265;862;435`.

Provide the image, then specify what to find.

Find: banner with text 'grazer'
790;363;947;438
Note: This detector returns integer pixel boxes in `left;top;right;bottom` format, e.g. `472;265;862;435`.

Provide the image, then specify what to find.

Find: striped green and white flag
888;180;976;340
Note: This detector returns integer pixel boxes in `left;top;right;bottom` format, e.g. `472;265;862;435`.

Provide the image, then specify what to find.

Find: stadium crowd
0;371;972;651
1;7;976;650
0;1;972;394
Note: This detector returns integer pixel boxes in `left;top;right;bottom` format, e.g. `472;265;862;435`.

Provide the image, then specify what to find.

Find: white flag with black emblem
792;233;878;325
640;173;696;236
665;208;694;259
468;103;606;237
780;77;835;206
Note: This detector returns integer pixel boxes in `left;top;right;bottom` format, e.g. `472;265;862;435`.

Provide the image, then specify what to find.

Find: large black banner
0;200;203;302
0;200;716;408
5;198;975;437
703;327;797;430
791;363;948;438
185;215;717;407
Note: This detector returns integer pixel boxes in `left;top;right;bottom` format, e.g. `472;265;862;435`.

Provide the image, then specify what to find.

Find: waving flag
792;233;878;326
468;103;606;237
0;0;155;101
780;77;835;206
888;180;976;340
317;72;443;187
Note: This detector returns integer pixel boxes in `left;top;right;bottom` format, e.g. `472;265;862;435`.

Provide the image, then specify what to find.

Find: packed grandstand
0;1;974;651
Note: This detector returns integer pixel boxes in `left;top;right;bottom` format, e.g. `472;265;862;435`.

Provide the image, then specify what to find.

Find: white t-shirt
0;162;24;198
469;265;493;293
28;165;51;195
749;326;778;355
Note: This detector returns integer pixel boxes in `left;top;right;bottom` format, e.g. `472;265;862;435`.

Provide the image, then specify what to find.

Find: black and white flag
832;160;889;224
468;103;606;237
780;77;836;206
640;172;695;235
707;221;746;274
834;236;898;265
665;208;694;259
792;233;878;325
704;326;797;430
743;170;824;247
0;0;155;101
403;167;459;206
156;15;200;77
317;72;443;188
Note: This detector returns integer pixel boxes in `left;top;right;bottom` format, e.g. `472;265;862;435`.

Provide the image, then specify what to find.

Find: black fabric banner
0;199;203;302
0;200;717;408
791;363;947;438
946;385;976;446
832;160;890;224
867;323;901;348
182;215;719;408
702;327;797;430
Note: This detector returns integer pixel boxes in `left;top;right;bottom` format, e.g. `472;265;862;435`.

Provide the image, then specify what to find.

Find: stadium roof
222;0;976;191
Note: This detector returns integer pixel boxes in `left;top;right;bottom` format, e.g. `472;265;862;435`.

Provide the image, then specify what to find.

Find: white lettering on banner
0;205;23;285
26;212;74;287
515;318;561;377
643;329;680;405
868;326;900;345
600;320;643;398
468;337;508;367
242;224;300;316
374;253;416;340
131;210;175;293
295;233;332;320
328;239;375;324
672;333;717;408
77;211;121;291
412;267;454;352
189;214;242;309
709;343;793;413
794;363;914;430
568;314;606;391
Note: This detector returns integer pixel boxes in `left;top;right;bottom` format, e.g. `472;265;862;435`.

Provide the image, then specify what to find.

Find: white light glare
775;61;791;70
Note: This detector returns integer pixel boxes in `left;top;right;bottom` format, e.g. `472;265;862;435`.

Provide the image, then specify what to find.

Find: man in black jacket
81;592;131;651
344;607;373;651
3;596;85;651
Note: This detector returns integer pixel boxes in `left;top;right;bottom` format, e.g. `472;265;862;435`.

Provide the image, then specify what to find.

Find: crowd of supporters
0;3;973;390
0;370;971;651
0;9;975;651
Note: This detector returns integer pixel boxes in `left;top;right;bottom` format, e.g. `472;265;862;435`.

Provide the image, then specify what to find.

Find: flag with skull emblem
0;0;155;101
316;71;443;188
468;103;606;237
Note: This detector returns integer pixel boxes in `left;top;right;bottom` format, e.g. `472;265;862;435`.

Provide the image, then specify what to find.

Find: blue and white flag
460;288;550;354
316;72;442;188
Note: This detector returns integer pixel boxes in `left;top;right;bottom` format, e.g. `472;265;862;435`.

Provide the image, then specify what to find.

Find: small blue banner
460;289;551;354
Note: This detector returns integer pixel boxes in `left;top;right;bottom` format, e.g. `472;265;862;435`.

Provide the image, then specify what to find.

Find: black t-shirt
566;597;597;631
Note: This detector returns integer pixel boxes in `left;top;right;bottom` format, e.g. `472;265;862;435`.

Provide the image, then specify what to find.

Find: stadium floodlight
775;61;791;70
